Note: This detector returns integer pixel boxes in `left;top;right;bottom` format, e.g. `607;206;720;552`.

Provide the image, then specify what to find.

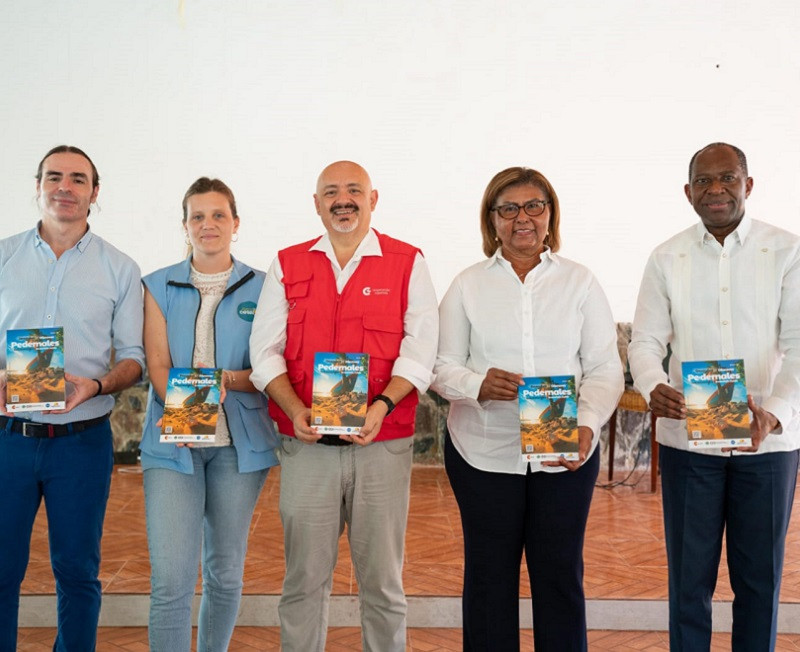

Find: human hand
342;400;387;446
292;407;320;444
648;383;686;419
220;369;233;404
478;368;524;402
0;372;14;417
723;394;778;453
542;425;593;471
153;416;195;447
44;373;97;414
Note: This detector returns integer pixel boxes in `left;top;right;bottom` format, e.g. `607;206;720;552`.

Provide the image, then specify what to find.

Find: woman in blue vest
140;177;279;650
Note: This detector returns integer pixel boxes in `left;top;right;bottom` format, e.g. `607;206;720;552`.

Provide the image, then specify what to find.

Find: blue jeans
144;446;268;652
0;418;114;652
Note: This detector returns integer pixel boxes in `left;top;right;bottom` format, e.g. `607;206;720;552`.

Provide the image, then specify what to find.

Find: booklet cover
682;359;751;448
518;375;579;461
311;352;369;434
5;327;66;412
160;368;222;443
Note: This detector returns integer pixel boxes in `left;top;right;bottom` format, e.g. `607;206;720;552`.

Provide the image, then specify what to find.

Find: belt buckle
21;420;46;438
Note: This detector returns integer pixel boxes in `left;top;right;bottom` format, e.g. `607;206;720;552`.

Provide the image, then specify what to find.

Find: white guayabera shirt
629;216;800;456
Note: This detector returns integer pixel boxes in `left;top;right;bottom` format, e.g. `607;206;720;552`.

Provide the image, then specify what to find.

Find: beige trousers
277;435;413;652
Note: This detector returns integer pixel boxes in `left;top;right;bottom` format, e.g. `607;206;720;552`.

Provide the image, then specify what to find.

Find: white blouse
432;249;623;474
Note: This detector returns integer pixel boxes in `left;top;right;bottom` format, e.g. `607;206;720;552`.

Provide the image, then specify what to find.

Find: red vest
269;231;420;441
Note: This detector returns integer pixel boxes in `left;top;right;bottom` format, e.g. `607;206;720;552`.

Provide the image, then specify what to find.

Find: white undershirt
190;264;232;448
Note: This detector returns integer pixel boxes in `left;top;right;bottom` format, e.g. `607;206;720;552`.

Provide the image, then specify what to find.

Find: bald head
314;161;378;239
316;161;373;195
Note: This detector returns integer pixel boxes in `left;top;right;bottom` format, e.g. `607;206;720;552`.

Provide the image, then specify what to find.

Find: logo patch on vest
237;301;257;321
362;287;390;296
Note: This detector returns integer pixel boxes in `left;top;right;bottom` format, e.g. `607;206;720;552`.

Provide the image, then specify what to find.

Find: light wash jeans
144;446;268;652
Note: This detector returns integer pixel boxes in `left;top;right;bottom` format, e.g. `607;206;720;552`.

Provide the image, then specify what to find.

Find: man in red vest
250;161;439;652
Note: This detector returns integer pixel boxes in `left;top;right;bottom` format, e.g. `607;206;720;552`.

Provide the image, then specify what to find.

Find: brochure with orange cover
518;375;579;461
5;327;66;412
682;359;750;448
161;368;221;443
311;352;369;435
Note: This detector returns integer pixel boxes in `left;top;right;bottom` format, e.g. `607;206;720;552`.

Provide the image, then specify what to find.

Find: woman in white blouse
432;167;622;652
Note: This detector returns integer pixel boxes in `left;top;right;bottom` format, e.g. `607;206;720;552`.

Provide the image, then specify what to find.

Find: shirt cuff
249;355;288;393
391;357;434;394
577;410;601;437
633;370;668;408
761;396;792;435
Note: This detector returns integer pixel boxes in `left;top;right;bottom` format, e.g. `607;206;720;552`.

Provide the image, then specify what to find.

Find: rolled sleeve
249;257;290;392
391;254;439;393
111;260;145;371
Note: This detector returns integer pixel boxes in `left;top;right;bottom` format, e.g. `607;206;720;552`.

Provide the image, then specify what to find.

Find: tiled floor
16;626;800;650
21;465;800;602
17;464;800;650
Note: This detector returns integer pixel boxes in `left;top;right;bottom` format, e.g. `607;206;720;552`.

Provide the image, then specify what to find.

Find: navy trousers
660;445;799;652
445;433;598;652
0;418;114;652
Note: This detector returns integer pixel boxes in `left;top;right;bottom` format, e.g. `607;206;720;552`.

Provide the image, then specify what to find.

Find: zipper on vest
332;293;342;350
166;281;203;365
212;270;254;441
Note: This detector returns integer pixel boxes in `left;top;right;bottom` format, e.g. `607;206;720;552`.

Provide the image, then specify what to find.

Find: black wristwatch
373;394;395;415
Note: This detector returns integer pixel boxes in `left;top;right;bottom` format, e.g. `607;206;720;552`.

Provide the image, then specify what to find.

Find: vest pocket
285;308;306;360
362;313;404;361
284;270;313;299
233;393;272;453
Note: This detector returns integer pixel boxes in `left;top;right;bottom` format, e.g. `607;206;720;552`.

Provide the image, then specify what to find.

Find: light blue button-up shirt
0;224;145;423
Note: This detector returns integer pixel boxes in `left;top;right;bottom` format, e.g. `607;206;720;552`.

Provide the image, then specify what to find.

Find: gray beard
332;217;359;234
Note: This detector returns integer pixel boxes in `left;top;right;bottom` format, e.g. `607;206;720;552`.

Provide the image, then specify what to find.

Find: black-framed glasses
491;200;550;220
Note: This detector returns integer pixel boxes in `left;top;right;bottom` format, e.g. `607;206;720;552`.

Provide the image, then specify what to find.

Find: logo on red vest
362;286;390;296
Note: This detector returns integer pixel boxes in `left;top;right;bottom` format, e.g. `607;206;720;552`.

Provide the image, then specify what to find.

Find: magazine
160;368;222;443
5;327;66;412
518;375;579;461
682;359;751;448
311;352;369;435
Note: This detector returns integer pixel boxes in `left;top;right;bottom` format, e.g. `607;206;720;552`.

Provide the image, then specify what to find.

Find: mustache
331;203;359;212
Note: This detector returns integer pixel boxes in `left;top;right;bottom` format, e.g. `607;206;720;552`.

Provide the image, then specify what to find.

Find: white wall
2;1;799;320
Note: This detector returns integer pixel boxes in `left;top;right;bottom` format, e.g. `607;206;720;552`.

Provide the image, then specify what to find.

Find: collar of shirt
33;221;94;254
310;227;383;276
694;214;752;248
485;246;557;274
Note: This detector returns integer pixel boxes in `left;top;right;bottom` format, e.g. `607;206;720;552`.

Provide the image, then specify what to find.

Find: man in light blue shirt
0;145;144;651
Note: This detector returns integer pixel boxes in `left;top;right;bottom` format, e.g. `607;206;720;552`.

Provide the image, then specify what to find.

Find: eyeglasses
491;200;551;220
